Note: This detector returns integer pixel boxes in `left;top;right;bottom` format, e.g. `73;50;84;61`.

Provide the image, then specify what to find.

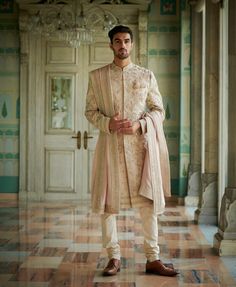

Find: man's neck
113;57;132;68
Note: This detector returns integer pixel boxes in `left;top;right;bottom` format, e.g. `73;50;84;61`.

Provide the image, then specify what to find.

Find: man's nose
121;41;126;47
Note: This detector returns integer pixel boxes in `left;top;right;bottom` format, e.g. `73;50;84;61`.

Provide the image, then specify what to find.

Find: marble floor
0;200;236;287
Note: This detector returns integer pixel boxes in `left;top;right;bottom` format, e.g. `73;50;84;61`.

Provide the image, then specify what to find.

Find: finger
119;127;133;134
122;122;133;128
117;119;132;126
117;124;132;131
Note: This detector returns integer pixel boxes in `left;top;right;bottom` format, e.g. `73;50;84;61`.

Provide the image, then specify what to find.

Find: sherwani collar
110;62;134;72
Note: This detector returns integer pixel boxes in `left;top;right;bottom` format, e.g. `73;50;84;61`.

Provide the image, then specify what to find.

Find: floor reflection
0;201;235;287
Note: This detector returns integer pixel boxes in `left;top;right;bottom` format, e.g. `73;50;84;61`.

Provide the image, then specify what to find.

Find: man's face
110;32;133;60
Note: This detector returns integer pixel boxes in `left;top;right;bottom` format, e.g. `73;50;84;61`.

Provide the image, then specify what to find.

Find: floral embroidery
109;63;163;208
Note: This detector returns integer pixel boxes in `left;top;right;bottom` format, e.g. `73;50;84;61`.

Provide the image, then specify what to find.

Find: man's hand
109;113;141;135
119;121;141;135
109;112;132;133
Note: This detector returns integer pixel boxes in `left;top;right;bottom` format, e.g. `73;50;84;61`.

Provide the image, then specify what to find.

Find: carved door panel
42;41;87;200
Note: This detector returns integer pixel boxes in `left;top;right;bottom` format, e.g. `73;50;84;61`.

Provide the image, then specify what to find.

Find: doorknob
84;131;93;150
72;131;81;149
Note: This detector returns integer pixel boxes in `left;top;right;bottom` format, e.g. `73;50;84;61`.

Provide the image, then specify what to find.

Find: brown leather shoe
163;262;174;269
103;258;121;276
146;260;178;276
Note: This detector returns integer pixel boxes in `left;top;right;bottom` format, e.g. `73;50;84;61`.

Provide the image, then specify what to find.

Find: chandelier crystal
27;0;119;47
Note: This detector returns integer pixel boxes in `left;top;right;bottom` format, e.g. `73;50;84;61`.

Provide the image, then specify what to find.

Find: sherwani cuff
101;117;112;134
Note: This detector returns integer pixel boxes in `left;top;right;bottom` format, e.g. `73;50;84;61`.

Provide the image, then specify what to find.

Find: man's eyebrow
113;37;131;41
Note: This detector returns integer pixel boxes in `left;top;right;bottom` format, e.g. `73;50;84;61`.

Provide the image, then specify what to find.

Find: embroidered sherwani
85;62;170;214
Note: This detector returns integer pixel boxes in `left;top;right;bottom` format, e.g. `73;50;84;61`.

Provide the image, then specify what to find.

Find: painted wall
148;0;191;197
0;1;20;193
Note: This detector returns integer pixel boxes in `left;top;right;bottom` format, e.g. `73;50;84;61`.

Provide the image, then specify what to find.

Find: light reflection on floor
0;200;235;287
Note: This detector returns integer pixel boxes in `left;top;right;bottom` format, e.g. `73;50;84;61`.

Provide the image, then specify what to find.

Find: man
85;25;178;277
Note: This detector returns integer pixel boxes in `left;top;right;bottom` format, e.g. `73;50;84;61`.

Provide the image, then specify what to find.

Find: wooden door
42;32;115;200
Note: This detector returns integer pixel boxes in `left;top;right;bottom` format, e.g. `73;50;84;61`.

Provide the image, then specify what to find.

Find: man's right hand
109;112;132;133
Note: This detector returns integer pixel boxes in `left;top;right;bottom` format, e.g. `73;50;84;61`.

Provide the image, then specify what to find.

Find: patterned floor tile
9;268;55;282
0;262;22;274
30;247;68;257
38;239;73;248
20;256;63;269
0;202;235;287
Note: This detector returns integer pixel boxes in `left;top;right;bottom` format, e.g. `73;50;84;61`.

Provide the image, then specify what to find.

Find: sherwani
85;62;170;215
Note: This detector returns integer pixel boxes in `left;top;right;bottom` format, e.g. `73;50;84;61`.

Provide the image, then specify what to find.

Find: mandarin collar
110;62;134;72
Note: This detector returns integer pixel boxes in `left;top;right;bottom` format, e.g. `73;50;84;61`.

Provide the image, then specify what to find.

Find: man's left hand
118;121;141;135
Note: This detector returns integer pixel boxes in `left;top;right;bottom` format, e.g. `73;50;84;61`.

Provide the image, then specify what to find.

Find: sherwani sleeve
85;74;111;134
139;71;165;134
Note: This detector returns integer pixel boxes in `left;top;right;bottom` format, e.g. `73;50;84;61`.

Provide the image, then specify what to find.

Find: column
185;8;202;207
195;0;219;224
214;0;236;255
179;1;191;200
18;10;30;200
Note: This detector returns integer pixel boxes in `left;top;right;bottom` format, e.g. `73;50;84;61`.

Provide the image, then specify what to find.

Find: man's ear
109;43;113;50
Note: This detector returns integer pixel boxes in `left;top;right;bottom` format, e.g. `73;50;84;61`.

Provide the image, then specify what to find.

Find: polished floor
0;200;236;287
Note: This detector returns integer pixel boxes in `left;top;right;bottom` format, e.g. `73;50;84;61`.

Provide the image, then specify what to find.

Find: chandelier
27;0;119;47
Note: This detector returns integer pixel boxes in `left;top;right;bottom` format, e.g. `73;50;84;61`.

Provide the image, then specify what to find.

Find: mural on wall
0;4;19;193
160;0;176;15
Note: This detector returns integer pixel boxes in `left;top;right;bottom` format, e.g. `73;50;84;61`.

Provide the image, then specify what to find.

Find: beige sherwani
85;62;170;214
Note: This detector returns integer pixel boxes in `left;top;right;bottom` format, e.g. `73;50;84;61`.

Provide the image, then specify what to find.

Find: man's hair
108;25;133;43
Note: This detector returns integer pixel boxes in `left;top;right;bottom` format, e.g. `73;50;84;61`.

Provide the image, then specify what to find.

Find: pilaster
18;10;30;200
179;2;191;197
138;11;148;67
185;7;202;207
213;0;236;256
228;0;236;188
194;0;219;222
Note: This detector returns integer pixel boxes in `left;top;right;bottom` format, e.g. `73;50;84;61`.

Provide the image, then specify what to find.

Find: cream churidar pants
101;206;160;262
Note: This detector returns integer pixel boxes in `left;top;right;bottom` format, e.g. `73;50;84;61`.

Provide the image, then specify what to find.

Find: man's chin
118;54;129;59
